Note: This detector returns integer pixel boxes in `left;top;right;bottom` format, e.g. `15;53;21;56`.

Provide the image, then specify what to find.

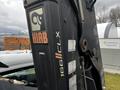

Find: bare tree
109;7;120;27
95;4;108;23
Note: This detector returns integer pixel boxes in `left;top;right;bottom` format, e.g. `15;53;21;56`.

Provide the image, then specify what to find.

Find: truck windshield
1;68;36;87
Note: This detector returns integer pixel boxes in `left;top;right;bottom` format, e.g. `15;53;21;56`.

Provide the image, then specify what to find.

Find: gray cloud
95;0;120;10
95;0;120;17
0;0;28;33
97;0;120;6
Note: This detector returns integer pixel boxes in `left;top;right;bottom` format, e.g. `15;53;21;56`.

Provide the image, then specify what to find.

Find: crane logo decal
30;8;45;31
31;12;42;29
29;8;48;44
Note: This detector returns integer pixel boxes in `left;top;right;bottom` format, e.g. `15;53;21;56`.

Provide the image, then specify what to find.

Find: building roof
97;23;119;39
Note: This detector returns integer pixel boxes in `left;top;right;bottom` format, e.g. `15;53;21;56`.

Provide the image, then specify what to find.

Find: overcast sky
95;0;120;13
0;0;28;33
0;0;120;33
96;0;120;7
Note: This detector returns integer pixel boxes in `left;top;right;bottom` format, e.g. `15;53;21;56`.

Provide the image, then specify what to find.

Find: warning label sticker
68;60;76;74
68;40;76;52
69;75;77;90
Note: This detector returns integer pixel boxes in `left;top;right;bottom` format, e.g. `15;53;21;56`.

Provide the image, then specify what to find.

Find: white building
97;22;120;73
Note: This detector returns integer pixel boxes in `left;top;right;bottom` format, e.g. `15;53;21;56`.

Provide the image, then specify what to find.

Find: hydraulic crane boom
24;0;104;90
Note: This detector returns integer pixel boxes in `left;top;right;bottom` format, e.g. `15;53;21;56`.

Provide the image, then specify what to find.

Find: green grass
105;72;120;90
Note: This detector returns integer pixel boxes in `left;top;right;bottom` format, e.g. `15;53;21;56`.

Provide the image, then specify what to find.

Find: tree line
96;6;120;27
